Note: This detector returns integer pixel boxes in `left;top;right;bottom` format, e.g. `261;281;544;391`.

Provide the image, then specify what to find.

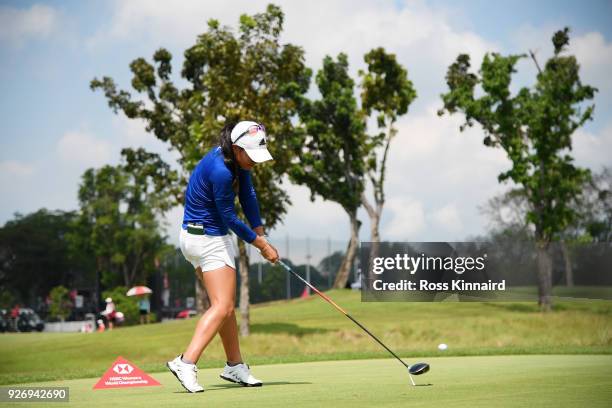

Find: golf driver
276;259;430;386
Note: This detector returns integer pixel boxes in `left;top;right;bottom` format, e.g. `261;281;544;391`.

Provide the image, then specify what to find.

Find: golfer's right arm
211;169;278;262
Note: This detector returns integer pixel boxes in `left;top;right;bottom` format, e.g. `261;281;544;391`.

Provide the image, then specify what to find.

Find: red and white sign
93;356;161;389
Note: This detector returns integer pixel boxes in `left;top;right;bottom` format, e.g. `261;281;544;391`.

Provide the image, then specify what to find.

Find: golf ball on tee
438;343;448;351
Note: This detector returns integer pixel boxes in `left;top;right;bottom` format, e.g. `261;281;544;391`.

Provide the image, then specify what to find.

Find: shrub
49;285;71;321
102;286;139;325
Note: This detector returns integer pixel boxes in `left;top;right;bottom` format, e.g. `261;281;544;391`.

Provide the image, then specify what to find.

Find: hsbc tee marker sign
93;356;161;389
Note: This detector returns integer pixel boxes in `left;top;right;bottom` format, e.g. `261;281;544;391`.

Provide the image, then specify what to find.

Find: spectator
10;304;20;331
138;296;151;324
102;297;116;330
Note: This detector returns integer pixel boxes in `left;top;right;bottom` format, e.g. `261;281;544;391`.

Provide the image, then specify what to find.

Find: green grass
0;290;610;385
5;356;612;408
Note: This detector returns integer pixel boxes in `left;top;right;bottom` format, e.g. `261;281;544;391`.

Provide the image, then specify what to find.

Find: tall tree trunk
129;252;145;287
362;122;393;284
194;271;210;314
362;194;382;283
536;240;553;311
95;257;102;313
122;264;130;288
333;210;361;288
560;240;574;287
237;239;250;336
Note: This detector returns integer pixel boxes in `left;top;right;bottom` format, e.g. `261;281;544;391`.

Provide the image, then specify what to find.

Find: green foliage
0;209;92;304
580;167;612;242
289;53;369;287
90;3;311;231
48;285;71;321
248;259;329;303
0;289;15;309
102;286;139;325
439;27;596;243
121;148;182;213
74;151;171;288
360;47;416;127
290;49;415;286
291;53;367;214
359;47;416;206
249;263;286;303
317;251;344;278
482;167;612;246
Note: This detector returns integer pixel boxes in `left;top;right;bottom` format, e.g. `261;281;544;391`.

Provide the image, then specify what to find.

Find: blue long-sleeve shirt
182;147;263;243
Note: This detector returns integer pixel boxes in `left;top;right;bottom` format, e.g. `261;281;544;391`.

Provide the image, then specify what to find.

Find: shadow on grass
173;381;312;393
481;303;539;313
250;322;329;337
482;301;612;313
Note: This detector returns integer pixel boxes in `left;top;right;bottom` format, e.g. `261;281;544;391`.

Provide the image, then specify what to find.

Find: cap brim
244;147;273;163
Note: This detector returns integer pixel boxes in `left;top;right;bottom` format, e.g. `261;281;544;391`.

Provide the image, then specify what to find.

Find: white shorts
179;228;237;272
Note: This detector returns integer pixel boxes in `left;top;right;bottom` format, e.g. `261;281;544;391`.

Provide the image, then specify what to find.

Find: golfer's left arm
238;168;264;236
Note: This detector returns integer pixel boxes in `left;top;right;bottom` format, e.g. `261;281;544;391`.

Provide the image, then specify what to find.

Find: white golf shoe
220;362;263;387
166;355;204;393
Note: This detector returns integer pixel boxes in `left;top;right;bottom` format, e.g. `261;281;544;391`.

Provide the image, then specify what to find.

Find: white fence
44;319;94;333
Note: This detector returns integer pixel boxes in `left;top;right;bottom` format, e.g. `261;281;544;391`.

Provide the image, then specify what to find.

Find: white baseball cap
105;297;112;303
230;121;273;163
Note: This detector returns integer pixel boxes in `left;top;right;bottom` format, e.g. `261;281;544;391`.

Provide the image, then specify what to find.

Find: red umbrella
126;286;153;296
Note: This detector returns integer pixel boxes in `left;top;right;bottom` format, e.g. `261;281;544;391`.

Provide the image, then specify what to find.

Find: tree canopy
0;209;91;305
439;27;597;309
359;47;416;272
73;150;174;289
290;53;368;287
90;4;311;230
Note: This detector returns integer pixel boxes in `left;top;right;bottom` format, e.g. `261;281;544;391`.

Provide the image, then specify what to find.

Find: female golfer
167;121;279;393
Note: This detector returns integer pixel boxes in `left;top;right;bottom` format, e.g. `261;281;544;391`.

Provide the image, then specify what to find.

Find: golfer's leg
217;310;243;363
183;265;236;364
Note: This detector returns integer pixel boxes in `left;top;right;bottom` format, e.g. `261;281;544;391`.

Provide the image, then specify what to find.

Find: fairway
1;292;611;385
7;355;611;408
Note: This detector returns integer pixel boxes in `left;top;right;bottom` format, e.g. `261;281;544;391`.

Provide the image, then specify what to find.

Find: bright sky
1;0;611;258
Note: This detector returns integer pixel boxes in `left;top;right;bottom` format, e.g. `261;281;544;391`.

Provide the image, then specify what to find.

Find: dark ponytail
219;122;240;192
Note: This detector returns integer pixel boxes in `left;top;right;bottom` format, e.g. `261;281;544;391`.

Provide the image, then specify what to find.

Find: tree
581;167;612;242
317;250;344;284
482;167;612;287
480;188;532;235
439;27;597;310
0;289;15;309
74;150;172;291
247;258;326;303
0;209;89;305
248;262;286;303
91;4;311;335
49;285;71;322
359;48;416;276
291;53;368;288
